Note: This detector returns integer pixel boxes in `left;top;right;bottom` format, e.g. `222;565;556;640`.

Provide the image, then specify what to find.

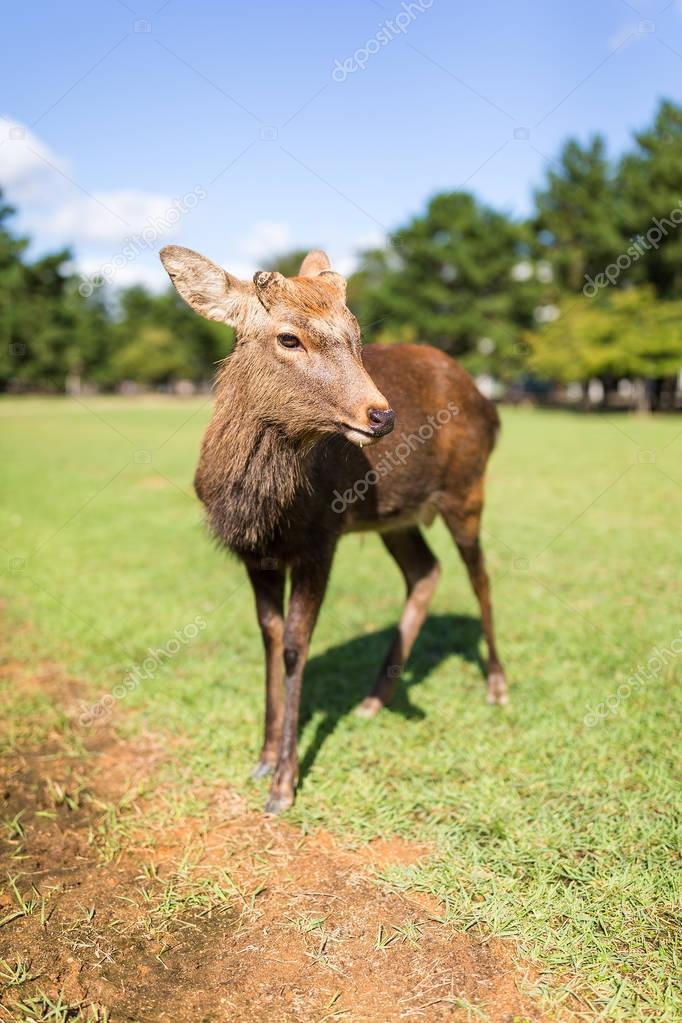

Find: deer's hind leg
358;527;440;718
439;483;508;706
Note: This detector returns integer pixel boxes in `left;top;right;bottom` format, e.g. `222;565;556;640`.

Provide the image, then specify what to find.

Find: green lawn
1;396;680;1020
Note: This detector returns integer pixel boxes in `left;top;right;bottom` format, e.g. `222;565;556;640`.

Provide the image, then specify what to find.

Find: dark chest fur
194;423;356;566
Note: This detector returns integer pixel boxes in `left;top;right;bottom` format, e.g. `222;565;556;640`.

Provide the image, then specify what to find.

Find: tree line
2;99;681;406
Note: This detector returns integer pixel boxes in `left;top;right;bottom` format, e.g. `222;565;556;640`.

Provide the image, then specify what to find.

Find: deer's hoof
250;759;274;780
264;792;293;815
487;670;509;706
356;696;383;719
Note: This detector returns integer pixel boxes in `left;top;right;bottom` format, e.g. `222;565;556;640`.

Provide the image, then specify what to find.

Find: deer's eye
277;333;302;350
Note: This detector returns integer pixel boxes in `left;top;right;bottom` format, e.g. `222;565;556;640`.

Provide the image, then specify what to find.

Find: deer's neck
196;374;311;554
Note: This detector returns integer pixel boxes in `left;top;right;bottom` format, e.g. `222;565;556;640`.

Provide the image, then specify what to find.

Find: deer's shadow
297;612;484;786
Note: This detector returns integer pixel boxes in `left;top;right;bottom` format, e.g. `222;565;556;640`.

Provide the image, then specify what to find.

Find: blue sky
2;0;681;290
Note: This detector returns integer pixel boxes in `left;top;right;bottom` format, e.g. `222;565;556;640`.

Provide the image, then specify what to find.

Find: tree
618;100;682;297
109;285;232;386
0;190;235;391
66;282;117;388
349;192;542;380
533;136;625;293
110;325;197;385
525;286;682;406
0;194;89;391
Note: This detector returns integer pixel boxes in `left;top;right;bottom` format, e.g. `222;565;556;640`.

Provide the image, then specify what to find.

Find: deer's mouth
338;423;383;447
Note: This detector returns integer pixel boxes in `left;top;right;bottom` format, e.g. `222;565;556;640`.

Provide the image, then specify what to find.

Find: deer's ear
298;249;331;276
160;245;249;324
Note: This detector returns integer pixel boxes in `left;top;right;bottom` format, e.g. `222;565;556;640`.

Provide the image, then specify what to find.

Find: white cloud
607;23;637;51
607;0;666;48
76;255;167;293
223;223;386;281
42;189;177;246
0;116;192;284
0;116;67;201
607;19;655;52
0;116;385;291
333;229;386;277
238;220;292;261
223;220;293;280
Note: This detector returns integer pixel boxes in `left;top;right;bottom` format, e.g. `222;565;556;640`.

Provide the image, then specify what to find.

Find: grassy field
1;396;681;1020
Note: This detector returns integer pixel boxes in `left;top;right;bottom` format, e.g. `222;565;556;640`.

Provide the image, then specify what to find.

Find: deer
159;245;507;814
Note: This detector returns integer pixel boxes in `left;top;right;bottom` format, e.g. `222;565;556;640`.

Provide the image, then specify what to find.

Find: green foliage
526;287;682;382
0;196;232;392
618;99;682;297
107;286;231;387
110;325;195;385
346;101;682;387
350;192;542;380
532;135;625;292
0;199;91;390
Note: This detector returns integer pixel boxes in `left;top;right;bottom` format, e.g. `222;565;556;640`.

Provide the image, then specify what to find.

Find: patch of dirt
0;662;547;1022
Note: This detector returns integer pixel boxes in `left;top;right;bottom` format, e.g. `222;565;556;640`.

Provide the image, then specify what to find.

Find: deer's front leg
248;564;286;779
264;551;333;814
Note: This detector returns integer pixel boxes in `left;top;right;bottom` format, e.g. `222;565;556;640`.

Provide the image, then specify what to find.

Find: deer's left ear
298;249;331;276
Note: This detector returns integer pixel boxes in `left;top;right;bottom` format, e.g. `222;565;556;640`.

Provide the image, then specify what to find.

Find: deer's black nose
367;408;396;436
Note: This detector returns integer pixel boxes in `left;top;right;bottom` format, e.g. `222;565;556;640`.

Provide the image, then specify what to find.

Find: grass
8;991;110;1022
1;395;681;1020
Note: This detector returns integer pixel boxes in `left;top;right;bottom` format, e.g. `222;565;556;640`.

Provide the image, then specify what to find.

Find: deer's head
159;245;395;446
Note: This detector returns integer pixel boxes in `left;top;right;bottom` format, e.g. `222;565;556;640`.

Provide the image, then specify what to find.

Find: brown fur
160;244;507;813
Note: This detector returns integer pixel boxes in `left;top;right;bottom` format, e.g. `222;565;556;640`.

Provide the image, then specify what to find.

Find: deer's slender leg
247;564;286;778
440;489;508;705
264;549;334;814
358;528;440;718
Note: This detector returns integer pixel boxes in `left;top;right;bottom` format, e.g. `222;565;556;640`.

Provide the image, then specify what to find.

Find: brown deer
160;245;507;813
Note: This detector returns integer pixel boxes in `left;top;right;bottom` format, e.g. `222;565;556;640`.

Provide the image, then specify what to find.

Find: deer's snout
367;407;396;437
339;366;395;446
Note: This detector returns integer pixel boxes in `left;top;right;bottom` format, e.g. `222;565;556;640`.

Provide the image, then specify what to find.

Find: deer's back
337;344;499;532
363;343;498;448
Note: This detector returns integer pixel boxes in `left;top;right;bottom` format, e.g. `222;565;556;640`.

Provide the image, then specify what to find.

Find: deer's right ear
160;245;249;324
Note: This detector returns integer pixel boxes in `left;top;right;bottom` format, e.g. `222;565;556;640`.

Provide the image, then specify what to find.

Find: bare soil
0;662;547;1022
